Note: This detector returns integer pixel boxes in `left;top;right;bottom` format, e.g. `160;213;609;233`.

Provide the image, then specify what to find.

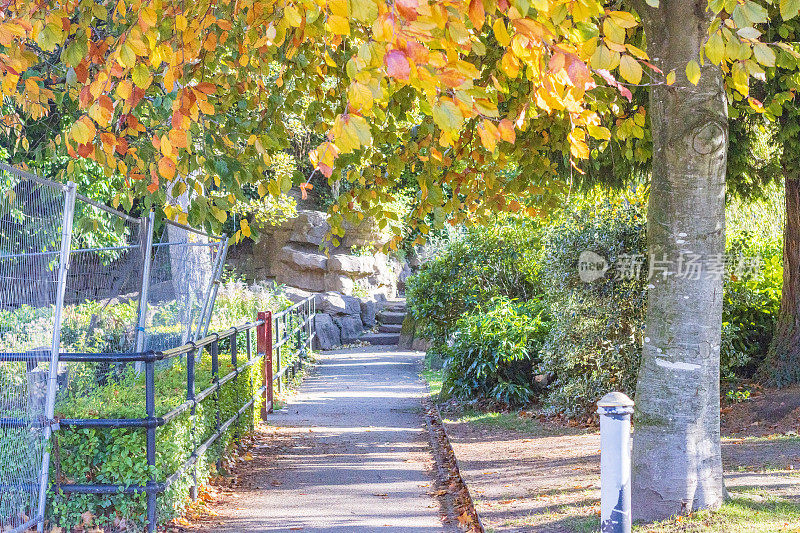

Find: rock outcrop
234;209;401;299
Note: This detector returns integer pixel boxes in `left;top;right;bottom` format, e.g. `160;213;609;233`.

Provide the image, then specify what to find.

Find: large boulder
328;254;375;276
280;286;314;304
360;298;376;329
290;210;330;246
334;315;364;344
324;272;355;294
313;313;341;350
316;291;361;317
281;244;327;271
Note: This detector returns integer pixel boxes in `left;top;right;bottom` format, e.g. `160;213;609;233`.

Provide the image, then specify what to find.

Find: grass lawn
421;361;800;532
635;496;800;532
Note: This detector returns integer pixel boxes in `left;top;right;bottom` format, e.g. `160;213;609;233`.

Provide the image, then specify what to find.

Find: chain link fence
0;163;227;531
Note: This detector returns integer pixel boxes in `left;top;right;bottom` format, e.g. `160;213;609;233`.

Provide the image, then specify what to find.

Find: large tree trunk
763;176;800;386
632;0;727;521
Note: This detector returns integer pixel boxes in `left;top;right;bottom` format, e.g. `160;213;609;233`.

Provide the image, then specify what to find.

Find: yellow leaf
704;31;724;65
619;54;642;84
71;120;91;144
603;17;626;45
326;15;350;36
132;64;152;89
493;19;510;47
753;43;776;67
176;15;188;32
284;5;302;27
609;11;638;29
666;70;676;85
477;120;497;152
116;80;132;100
590;44;619;70
329;0;349;17
587;124;611;140
686;60;701;85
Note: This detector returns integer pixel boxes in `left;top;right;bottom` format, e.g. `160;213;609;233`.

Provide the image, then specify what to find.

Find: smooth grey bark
632;0;727;521
763;176;800;386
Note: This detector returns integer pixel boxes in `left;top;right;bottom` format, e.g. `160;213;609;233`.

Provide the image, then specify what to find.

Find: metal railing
259;295;317;416
0;296;316;532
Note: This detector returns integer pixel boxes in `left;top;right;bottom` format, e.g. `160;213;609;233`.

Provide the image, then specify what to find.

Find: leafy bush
406;216;543;350
0;280;293;529
49;348;260;530
441;297;549;407
539;197;647;416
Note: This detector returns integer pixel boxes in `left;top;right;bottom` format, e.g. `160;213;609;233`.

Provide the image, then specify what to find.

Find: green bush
441;297;549;407
539;197;647;417
0;279;293;529
406;216;543;350
48;335;263;530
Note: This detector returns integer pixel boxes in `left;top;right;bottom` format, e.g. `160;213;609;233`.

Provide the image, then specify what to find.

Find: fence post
257;312;273;419
36;181;77;532
598;392;634;533
187;346;197;501
145;354;157;533
135;211;155;359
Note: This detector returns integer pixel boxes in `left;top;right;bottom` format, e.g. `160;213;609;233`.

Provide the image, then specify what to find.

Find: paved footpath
201;346;451;532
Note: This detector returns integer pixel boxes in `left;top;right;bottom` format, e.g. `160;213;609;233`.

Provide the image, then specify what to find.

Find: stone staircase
361;299;407;346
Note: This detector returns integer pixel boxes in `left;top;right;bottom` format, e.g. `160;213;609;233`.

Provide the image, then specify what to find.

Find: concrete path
202;346;450;532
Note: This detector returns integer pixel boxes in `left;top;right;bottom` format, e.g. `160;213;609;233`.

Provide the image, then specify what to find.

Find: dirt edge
423;395;485;533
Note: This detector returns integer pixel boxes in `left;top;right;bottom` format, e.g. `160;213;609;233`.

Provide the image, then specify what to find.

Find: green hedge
408;190;783;416
48;335;262;530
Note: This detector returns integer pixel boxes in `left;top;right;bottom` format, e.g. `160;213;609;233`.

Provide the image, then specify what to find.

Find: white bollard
597;391;635;533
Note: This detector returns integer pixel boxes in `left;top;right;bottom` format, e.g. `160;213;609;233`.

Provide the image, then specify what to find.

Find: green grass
633;496;800;532
422;367;443;398
444;409;568;436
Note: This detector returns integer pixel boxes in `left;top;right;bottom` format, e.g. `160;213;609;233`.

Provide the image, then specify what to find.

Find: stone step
377;310;406;325
361;332;401;346
385;303;407;313
378;323;403;333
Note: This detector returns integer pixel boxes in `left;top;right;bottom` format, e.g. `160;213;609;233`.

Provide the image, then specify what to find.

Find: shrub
539;197;647;417
441;297;549;407
49;348;261;530
0;280;292;529
406;216;542;351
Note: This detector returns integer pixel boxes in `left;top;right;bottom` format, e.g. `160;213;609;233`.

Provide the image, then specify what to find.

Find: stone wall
228;209;402;299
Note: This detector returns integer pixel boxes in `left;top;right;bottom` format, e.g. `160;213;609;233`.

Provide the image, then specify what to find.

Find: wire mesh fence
0;164;72;532
0;163;227;531
144;221;226;353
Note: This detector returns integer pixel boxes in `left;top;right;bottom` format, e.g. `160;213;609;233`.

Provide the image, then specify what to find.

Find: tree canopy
3;0;796;245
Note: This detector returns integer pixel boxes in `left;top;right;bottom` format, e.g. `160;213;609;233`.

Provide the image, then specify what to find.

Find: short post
145;354;157;533
597;392;634;533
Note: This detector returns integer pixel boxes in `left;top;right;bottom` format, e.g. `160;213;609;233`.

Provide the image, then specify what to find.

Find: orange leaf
498;118;515;143
468;0;485;30
158;157;176;180
396;0;419;20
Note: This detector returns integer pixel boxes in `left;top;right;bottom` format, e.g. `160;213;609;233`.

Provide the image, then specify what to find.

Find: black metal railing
0;295;317;532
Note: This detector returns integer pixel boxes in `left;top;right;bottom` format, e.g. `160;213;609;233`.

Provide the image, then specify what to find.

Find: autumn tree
1;0;798;522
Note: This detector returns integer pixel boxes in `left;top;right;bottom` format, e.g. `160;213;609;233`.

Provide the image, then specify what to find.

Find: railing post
211;338;221;473
231;330;240;442
276;315;282;394
257;311;273;419
145;354;157;533
187;346;197;501
598;392;634;533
